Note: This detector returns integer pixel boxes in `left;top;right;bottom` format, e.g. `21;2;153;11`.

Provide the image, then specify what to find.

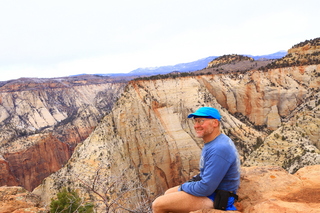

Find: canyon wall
0;77;126;191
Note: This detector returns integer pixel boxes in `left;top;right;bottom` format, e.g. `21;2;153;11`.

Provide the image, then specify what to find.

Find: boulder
191;165;320;213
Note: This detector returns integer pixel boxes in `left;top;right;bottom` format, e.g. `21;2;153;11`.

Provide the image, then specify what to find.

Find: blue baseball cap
188;107;221;121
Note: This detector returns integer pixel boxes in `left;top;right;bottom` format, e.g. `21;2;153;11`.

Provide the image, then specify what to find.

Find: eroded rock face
191;165;320;213
4;133;71;191
0;158;18;186
0;77;126;191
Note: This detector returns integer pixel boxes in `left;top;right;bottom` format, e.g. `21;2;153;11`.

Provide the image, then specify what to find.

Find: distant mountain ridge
129;56;217;75
107;51;287;77
247;50;287;60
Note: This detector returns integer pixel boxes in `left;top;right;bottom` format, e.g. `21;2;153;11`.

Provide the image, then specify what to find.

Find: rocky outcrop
263;37;320;70
0;186;44;213
191;165;320;213
0;76;126;191
200;54;266;75
289;37;320;55
207;54;254;68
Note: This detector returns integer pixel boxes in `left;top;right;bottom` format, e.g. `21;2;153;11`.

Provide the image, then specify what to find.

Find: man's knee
152;196;165;212
164;186;179;195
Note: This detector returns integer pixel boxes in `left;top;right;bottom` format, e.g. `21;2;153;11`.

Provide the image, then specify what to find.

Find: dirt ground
280;188;320;203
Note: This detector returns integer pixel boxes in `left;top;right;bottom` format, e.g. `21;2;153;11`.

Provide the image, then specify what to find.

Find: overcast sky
0;0;319;81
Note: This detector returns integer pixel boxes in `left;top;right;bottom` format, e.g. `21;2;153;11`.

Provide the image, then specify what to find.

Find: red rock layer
0;159;19;186
4;133;71;191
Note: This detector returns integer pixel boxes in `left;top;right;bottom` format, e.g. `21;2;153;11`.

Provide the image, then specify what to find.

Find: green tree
50;187;94;213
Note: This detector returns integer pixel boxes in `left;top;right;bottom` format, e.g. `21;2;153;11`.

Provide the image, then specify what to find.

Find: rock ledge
191;165;320;213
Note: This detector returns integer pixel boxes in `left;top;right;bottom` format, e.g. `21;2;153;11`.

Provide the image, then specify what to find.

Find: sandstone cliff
0;76;126;191
0;157;18;187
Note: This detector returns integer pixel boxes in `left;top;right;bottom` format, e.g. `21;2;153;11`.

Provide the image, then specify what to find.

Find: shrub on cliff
50;187;94;213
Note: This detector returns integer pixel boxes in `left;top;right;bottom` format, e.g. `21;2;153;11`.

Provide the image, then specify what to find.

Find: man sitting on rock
152;107;240;212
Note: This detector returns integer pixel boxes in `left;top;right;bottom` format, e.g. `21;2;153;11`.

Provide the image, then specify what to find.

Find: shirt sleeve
180;151;232;196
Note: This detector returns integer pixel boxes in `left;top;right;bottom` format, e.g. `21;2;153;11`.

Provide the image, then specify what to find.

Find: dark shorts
207;193;237;210
207;193;215;202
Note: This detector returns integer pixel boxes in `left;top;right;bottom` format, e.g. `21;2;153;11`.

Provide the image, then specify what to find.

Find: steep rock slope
0;157;19;186
0;76;126;191
243;93;320;173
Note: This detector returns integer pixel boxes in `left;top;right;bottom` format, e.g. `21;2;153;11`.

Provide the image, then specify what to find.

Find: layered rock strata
0;77;126;191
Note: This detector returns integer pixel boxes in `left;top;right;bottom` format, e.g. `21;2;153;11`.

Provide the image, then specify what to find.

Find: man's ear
213;119;220;127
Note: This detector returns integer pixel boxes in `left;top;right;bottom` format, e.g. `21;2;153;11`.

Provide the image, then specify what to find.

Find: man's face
193;118;218;141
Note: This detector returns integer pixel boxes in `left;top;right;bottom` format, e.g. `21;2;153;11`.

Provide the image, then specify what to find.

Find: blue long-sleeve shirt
180;134;240;196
